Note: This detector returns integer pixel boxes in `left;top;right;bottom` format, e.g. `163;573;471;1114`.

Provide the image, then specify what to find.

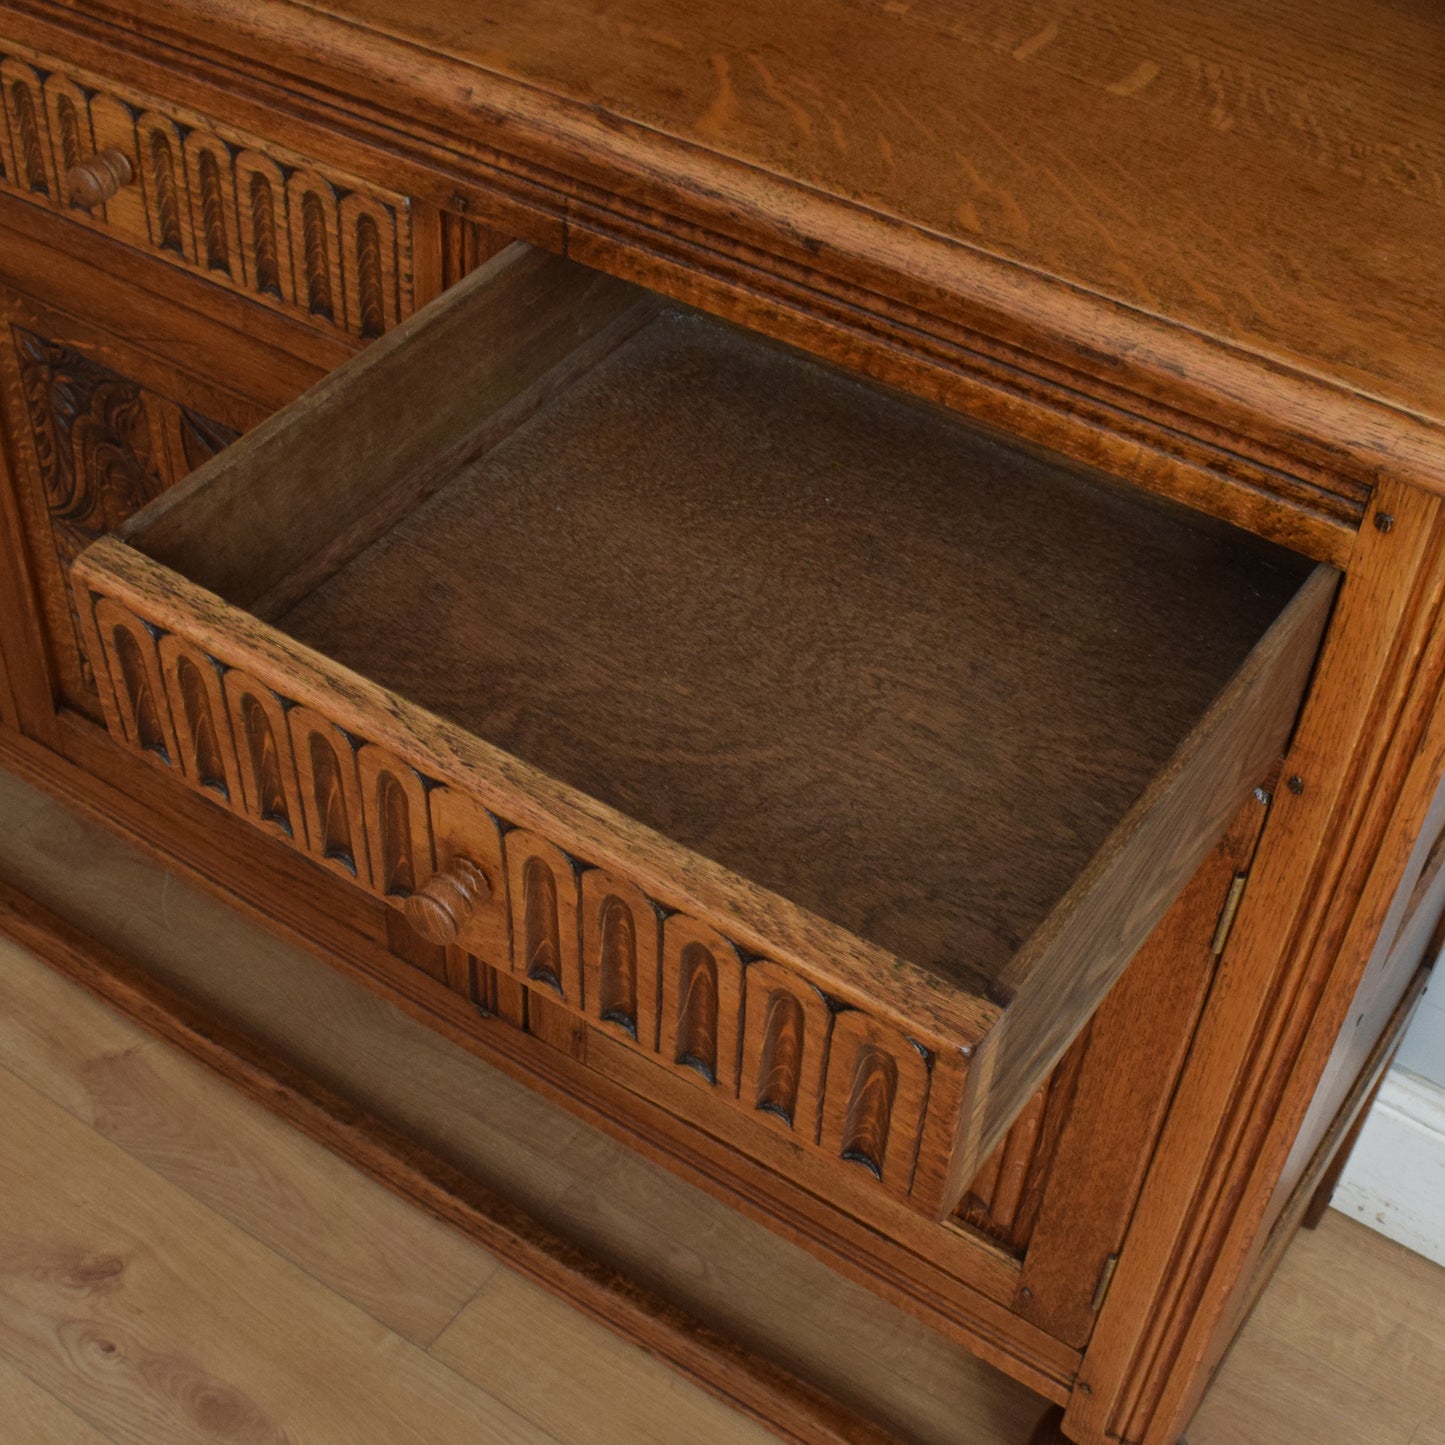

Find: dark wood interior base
0;874;909;1445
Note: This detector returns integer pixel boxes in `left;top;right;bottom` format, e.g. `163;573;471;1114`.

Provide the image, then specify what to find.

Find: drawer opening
76;243;1335;1217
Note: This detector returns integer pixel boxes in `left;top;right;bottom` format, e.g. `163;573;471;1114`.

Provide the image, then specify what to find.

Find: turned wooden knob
66;149;136;210
402;856;491;945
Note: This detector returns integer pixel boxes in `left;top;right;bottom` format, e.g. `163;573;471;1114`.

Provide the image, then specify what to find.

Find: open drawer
69;243;1335;1221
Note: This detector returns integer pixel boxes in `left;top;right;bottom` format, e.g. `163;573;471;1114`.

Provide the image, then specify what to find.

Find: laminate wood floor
0;765;1442;1444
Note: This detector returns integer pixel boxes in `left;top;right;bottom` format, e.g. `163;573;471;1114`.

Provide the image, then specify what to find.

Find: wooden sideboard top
311;0;1441;398
9;0;1443;500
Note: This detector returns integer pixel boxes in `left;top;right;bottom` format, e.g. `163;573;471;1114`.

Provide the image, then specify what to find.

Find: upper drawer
68;244;1335;1221
0;40;413;339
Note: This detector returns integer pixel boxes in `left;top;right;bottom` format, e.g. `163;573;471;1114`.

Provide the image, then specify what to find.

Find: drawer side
950;567;1338;1201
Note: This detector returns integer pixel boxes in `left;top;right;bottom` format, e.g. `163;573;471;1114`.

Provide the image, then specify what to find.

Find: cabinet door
0;200;351;732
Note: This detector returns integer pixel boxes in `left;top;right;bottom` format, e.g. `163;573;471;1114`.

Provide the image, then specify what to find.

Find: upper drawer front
69;244;1333;1222
0;41;413;339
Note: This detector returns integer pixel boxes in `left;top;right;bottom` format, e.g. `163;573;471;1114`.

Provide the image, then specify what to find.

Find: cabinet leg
1029;1402;1190;1444
1302;1062;1387;1229
1028;1405;1070;1444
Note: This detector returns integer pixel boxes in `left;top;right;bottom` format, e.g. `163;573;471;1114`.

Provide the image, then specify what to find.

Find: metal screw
1078;1382;1093;1397
1253;786;1272;806
1375;512;1395;533
1020;1286;1034;1300
1287;775;1305;795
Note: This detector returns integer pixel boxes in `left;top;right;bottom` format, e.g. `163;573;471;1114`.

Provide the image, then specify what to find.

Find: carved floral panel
12;325;237;696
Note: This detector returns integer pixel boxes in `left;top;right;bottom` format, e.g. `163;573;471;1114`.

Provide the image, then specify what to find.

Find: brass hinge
1091;1252;1120;1313
1210;871;1250;958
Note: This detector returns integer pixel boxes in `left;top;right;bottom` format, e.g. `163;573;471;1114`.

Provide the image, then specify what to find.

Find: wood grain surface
296;0;1442;407
0;1355;114;1445
0;932;500;1348
0;198;346;729
1010;788;1275;1346
126;244;651;617
1;644;1088;1390
1066;481;1445;1445
0;36;417;340
0;1066;556;1444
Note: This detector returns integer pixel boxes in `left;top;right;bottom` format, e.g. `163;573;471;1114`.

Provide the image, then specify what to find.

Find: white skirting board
1332;1067;1445;1267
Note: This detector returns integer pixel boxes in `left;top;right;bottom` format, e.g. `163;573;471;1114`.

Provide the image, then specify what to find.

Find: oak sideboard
0;4;1439;1442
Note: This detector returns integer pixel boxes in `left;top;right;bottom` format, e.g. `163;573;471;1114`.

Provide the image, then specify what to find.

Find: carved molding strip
0;44;413;339
75;584;950;1207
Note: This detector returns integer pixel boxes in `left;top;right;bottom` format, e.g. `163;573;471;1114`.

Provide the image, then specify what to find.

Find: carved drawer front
0;41;412;339
70;244;1334;1221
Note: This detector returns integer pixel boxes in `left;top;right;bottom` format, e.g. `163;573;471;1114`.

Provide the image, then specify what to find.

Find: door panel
2;317;239;716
